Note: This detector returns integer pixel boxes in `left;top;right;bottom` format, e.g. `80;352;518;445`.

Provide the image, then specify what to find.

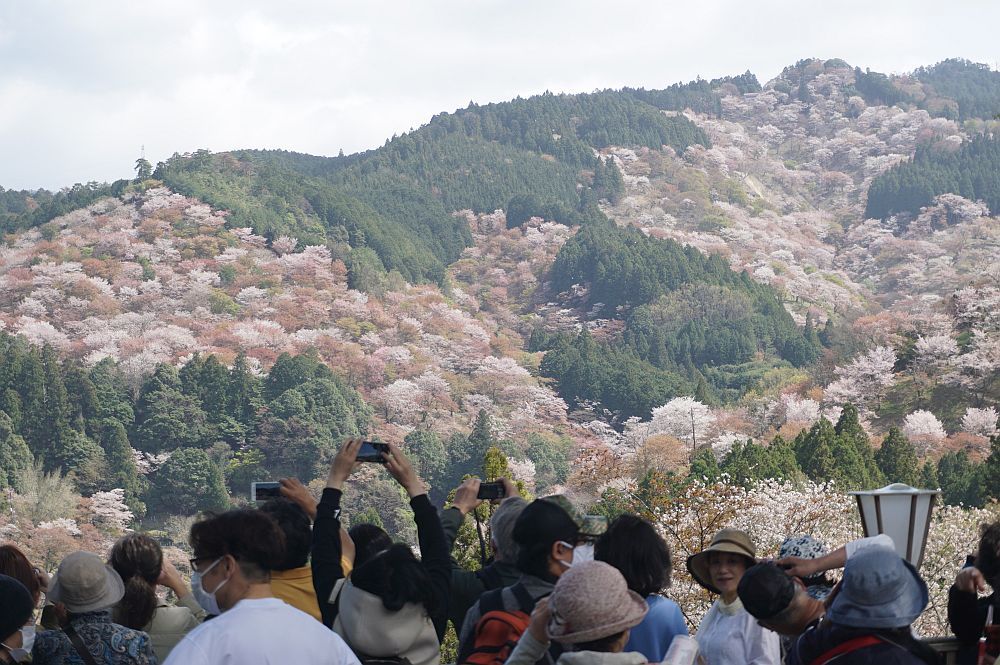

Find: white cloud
0;0;998;189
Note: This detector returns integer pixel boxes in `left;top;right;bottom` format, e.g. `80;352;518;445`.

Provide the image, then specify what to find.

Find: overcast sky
1;0;997;190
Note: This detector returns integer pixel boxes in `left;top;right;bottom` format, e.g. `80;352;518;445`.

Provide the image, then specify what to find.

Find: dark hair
513;499;579;578
0;545;41;604
259;499;311;570
190;509;286;582
349;523;392;569
977;521;1000;584
109;534;162;629
595;514;671;597
574;630;627;653
736;562;796;621
351;543;437;615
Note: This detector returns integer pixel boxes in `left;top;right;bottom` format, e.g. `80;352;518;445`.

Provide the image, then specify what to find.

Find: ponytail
109;533;163;629
115;574;158;629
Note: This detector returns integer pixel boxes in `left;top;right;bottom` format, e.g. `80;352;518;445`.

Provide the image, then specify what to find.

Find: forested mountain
0;182;122;234
624;71;762;116
150;92;707;285
534;220;817;417
2;56;999;647
913;58;1000;120
0;57;997;537
865;134;1000;219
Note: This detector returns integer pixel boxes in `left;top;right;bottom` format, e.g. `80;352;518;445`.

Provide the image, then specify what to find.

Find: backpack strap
478;587;506;615
510;582;537;614
809;635;885;665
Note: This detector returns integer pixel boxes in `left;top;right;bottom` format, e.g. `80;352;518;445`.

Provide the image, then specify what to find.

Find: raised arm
312;438;361;628
442;478;484;554
777;534;895;577
385;442;452;640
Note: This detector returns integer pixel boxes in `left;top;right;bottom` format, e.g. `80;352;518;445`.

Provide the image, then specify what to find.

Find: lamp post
849;483;940;570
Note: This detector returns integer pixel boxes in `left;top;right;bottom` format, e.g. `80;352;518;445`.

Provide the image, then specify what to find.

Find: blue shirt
32;610;157;665
625;595;689;662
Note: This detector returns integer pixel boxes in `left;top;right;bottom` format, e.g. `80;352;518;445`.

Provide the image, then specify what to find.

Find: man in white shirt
164;508;360;665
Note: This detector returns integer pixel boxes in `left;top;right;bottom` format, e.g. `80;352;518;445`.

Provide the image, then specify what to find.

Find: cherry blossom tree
88;489;134;532
773;394;821;426
373;379;423;424
271;236;298;256
962;407;999;438
648;396;715;450
903;410;947;453
914;335;958;370
824;346;897;413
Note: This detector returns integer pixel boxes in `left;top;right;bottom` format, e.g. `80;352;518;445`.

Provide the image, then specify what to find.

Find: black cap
0;574;33;642
738;562;796;620
513;498;579;549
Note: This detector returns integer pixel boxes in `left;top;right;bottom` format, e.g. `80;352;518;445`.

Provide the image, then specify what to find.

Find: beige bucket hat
47;551;125;613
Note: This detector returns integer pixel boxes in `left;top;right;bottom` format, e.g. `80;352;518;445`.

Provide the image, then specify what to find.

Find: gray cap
48;552;125;613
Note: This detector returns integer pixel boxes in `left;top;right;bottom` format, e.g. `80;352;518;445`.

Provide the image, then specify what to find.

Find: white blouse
695;597;780;665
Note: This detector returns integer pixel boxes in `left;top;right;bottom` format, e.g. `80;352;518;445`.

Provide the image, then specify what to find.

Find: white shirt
164;597;361;665
695;597;780;665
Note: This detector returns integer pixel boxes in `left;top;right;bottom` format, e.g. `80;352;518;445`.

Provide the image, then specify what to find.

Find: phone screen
252;482;281;502
357;441;389;463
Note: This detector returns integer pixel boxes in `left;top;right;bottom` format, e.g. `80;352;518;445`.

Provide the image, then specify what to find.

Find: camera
477;481;506;500
357;441;390;463
252;481;282;502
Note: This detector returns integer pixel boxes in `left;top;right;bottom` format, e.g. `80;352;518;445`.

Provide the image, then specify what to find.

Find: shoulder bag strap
63;622;101;665
809;635;885;665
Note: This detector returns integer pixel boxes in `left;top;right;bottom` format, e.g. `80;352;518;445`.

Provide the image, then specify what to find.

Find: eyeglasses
189;555;220;571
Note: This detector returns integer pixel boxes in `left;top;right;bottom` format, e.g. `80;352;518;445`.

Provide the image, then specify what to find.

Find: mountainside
0;56;998;527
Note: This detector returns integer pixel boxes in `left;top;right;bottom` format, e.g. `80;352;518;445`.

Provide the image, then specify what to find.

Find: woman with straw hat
687;528;780;665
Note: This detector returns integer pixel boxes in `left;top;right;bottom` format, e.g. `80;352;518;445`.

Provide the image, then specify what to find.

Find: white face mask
2;625;34;663
556;541;576;568
573;543;595;564
191;557;230;615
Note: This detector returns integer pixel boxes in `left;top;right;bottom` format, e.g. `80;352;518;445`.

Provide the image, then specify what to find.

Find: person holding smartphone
313;439;451;665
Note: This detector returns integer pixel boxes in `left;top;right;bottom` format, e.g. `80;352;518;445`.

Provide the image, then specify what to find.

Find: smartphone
477;481;506;500
357;441;390;463
252;481;282;502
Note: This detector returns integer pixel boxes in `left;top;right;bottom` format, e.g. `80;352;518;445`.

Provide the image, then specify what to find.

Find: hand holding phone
252;481;282;502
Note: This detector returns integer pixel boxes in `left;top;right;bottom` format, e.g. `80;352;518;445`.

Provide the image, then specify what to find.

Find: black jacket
788;621;940;665
312;488;452;640
440;506;523;632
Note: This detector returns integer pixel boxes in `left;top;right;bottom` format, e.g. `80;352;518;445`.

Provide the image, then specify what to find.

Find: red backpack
462;583;551;665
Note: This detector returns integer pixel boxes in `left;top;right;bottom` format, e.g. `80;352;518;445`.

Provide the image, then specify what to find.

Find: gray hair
490;496;528;562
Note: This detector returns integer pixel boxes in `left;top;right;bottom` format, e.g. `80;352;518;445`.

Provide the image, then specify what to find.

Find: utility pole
690;407;697;460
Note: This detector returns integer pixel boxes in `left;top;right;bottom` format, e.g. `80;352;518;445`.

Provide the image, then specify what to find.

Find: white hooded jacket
334;579;440;665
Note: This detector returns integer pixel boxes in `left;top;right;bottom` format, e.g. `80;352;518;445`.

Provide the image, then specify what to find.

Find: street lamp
850;483;940;569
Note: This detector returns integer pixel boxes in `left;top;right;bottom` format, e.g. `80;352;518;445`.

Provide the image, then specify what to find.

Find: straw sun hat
686;528;757;594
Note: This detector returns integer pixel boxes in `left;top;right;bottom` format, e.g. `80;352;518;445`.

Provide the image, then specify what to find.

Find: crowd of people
3;438;1000;664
